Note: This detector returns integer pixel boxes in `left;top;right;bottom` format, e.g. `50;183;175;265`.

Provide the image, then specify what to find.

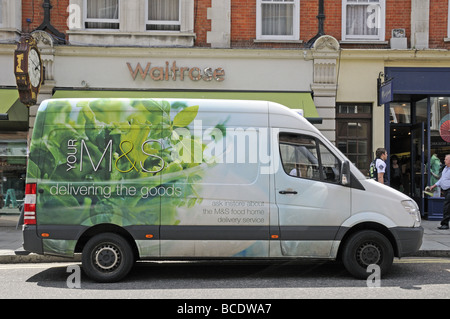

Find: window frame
279;132;342;185
336;103;373;176
69;0;195;46
145;0;181;32
448;0;450;39
83;0;120;30
341;0;386;42
256;0;300;41
0;0;3;28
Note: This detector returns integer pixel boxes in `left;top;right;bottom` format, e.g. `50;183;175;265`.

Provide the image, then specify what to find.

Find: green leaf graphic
172;105;199;127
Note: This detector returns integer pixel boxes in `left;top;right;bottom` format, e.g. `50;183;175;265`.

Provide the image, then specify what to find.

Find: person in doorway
430;154;450;230
390;155;403;191
371;148;388;184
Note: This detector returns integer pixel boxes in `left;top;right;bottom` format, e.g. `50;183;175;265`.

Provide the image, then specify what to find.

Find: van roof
38;98;319;133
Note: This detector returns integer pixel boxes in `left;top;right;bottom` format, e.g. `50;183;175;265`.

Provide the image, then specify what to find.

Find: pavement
1;207;450;263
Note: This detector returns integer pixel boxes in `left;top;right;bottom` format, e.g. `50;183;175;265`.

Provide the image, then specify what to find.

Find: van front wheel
341;230;394;279
82;233;134;283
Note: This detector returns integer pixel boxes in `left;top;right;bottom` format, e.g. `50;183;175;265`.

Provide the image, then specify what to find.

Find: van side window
279;133;341;183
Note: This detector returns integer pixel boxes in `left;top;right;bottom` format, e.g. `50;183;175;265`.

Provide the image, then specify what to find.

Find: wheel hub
94;244;121;271
357;242;381;266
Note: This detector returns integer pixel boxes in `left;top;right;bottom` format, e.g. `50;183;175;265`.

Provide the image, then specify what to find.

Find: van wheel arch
75;224;139;258
338;222;399;259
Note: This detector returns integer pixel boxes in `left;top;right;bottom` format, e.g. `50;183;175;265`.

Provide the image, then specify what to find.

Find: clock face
28;48;41;88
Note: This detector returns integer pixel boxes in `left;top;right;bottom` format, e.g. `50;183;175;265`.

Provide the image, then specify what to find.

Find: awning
0;89;29;129
0;89;20;119
52;90;321;123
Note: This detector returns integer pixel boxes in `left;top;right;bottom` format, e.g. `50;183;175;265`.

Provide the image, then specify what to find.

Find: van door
274;131;351;257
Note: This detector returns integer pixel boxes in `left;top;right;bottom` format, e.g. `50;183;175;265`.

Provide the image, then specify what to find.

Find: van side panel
27;99;275;258
26;100;166;256
159;100;272;257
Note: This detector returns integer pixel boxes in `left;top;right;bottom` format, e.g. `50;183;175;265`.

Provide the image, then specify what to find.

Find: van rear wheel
342;230;394;279
82;233;134;283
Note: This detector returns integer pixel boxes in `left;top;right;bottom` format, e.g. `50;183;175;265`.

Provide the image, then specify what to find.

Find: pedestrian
429;154;450;230
370;148;388;184
390;155;403;191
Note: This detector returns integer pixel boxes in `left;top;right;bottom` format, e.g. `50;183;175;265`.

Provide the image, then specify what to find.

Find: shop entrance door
411;122;425;212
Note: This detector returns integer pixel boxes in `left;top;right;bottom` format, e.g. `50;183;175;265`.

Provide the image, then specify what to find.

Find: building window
146;0;180;31
84;0;120;30
0;1;3;27
256;0;300;41
69;0;195;46
448;0;450;39
342;0;385;42
336;103;372;176
0;1;21;41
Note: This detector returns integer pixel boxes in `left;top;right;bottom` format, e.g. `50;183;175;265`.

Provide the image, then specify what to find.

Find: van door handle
279;190;298;195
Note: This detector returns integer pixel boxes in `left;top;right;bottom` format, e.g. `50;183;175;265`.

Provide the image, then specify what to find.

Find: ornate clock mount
14;34;44;107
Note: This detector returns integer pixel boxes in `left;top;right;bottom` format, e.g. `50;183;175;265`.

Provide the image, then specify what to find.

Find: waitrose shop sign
127;61;225;82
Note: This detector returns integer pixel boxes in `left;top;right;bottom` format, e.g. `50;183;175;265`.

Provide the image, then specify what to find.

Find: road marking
0;263;79;270
394;258;450;264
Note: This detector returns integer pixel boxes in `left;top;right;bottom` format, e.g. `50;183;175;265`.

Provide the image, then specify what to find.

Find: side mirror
341;160;351;186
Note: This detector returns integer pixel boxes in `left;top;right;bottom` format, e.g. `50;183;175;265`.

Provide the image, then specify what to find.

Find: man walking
430;154;450;230
370;148;388;184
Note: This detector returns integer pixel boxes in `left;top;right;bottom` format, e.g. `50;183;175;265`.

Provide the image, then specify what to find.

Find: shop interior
389;95;450;218
0;132;27;213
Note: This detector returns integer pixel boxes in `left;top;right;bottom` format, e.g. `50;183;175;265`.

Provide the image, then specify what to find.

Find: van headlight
402;200;421;226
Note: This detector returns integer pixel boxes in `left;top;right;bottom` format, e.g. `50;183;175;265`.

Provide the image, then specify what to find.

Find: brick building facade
12;0;450;49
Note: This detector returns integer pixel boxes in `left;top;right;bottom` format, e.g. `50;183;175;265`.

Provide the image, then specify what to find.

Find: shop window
431;97;450;132
336;103;372;176
430;97;450;163
256;0;300;41
85;0;120;30
146;0;180;31
389;102;411;124
416;98;428;124
0;135;27;212
342;0;385;42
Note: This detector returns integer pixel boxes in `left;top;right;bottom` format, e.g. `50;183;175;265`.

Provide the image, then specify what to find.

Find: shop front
47;47;320;122
384;67;450;219
0;89;28;212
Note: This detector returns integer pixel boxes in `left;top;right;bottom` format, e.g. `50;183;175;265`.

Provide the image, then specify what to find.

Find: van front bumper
22;225;44;255
391;226;424;257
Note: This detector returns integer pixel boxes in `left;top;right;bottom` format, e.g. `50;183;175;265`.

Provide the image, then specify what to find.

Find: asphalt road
0;258;449;300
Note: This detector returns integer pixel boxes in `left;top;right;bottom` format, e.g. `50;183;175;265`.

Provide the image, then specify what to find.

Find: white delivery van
22;98;423;282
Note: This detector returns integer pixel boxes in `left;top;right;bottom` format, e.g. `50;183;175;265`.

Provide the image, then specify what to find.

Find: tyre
341;230;394;279
82;233;135;283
